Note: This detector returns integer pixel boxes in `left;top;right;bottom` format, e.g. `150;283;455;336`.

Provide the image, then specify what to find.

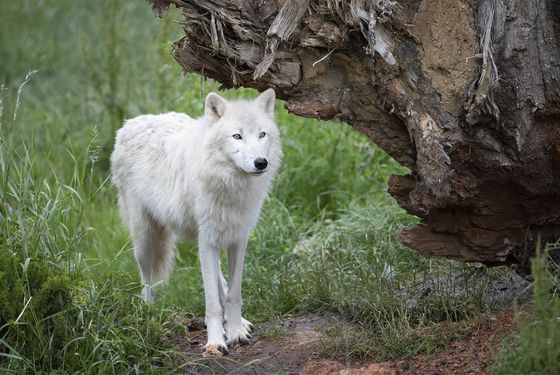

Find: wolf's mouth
251;171;266;176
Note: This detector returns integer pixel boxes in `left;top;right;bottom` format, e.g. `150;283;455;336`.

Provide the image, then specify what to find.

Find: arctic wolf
110;89;282;354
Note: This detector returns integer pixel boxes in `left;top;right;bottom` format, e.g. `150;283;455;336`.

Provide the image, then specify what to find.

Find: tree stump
148;0;560;269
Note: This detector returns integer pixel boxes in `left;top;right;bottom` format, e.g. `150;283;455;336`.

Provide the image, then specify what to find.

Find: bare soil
303;308;525;375
166;308;522;374
166;314;327;374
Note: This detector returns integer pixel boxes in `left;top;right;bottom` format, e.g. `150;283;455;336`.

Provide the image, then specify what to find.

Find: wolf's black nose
254;158;268;170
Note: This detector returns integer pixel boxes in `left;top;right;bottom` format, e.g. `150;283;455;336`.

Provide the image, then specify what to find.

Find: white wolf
110;89;282;354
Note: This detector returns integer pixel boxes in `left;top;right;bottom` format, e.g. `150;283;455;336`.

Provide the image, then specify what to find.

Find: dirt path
302;309;522;375
166;315;327;374
166;308;520;374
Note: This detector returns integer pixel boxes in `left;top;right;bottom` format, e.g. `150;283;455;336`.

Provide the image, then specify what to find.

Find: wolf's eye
259;132;266;138
233;134;242;140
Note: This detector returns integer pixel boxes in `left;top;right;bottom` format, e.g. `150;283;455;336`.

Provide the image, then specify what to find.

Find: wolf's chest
169;184;257;238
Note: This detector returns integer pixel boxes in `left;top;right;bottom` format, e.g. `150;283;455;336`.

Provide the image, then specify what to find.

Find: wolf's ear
205;92;227;123
255;88;275;117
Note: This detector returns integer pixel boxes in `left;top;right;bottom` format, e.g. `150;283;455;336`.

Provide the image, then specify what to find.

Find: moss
0;249;82;368
0;254;25;324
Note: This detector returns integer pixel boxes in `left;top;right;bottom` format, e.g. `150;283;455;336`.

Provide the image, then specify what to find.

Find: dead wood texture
148;0;560;269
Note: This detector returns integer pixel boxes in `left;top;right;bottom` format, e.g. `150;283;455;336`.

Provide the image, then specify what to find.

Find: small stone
202;345;225;357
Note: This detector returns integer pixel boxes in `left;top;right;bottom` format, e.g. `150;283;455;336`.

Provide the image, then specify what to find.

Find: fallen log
148;0;560;270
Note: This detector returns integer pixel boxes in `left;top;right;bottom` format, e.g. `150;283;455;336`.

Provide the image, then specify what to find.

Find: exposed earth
165;308;523;375
163;267;529;374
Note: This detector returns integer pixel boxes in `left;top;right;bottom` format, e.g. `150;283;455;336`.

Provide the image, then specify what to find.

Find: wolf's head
203;89;282;176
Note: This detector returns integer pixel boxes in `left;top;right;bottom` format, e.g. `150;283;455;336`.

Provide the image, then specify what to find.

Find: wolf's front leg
199;240;228;355
225;239;254;346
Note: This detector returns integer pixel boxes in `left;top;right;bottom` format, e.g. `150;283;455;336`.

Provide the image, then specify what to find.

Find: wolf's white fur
110;89;282;353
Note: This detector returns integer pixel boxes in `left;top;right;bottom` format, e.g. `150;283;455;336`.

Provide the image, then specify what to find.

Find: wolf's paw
241;317;254;333
225;326;251;346
225;318;253;346
204;319;228;355
202;342;229;357
141;286;154;304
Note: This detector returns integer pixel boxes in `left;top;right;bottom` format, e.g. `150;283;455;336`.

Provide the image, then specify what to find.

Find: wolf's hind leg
129;207;174;303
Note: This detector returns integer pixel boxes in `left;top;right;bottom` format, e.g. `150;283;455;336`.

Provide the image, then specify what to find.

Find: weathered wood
253;0;310;79
148;0;560;269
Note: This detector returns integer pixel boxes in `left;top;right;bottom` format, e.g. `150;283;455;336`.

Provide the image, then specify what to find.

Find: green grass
1;0;556;373
489;247;560;375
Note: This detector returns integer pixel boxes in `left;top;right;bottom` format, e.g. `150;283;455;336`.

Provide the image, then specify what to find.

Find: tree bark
148;0;560;270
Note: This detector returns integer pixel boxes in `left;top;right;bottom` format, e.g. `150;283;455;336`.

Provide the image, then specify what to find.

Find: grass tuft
489;246;560;375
